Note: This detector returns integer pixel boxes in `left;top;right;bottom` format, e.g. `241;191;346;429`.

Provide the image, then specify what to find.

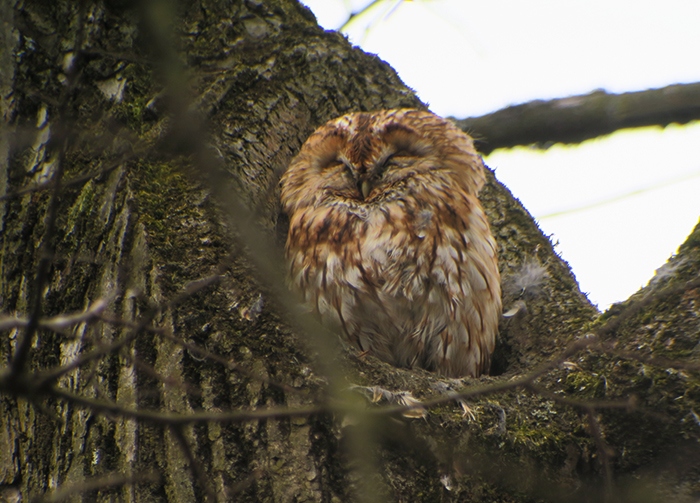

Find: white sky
301;0;700;310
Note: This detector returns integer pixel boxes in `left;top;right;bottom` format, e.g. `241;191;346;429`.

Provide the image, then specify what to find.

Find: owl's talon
458;399;477;421
349;385;427;419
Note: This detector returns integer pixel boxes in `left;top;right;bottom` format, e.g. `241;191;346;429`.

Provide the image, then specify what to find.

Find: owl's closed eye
280;109;501;378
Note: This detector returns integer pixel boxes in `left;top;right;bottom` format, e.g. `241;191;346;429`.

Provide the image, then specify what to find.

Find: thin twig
33;271;224;388
338;0;387;31
524;382;634;411
49;385;327;425
0;298;110;331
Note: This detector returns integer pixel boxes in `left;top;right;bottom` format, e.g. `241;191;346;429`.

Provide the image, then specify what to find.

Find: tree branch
455;82;700;154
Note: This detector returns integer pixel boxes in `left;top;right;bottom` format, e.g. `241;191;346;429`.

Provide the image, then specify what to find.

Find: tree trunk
1;1;699;502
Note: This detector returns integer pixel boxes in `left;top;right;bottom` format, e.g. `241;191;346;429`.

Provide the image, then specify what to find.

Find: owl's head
280;109;485;214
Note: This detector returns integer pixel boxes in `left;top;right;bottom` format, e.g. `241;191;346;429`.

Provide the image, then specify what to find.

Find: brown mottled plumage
280;109;501;377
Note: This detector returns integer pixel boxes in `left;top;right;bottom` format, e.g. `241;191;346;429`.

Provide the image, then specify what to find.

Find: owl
280;109;501;377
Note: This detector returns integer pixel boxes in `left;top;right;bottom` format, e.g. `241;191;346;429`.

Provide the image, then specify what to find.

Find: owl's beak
360;179;371;199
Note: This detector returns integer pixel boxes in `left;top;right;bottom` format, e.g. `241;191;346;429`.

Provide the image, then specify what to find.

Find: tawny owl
280;109;501;378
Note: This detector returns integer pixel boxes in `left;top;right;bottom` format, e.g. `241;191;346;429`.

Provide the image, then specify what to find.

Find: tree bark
1;1;699;502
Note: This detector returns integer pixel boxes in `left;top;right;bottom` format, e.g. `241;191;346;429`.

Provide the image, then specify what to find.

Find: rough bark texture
1;1;699;502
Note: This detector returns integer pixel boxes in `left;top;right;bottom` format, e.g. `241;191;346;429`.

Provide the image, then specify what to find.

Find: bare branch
524;382;635;412
455;82;700;154
32;270;224;387
49;385;328;425
0;298;110;331
338;0;389;32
